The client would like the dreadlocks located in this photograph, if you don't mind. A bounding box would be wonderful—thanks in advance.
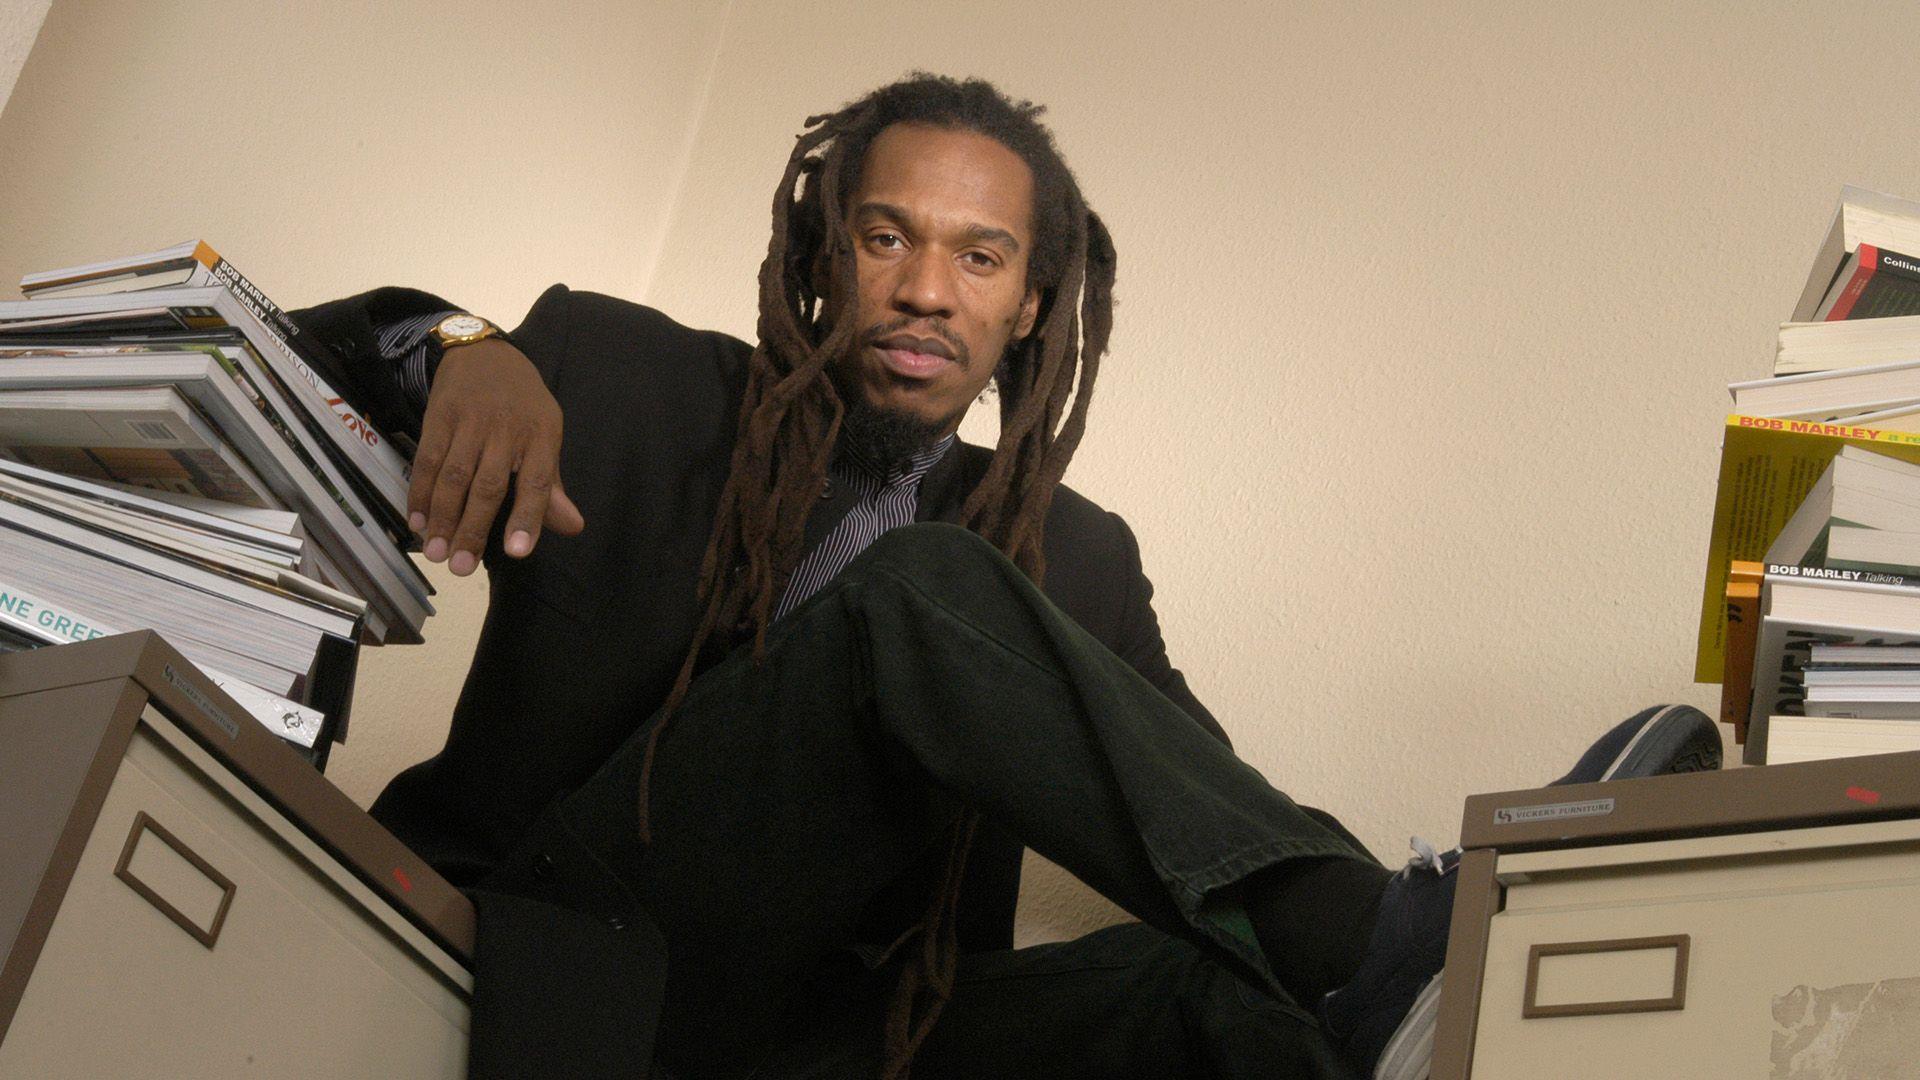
[638,73,1118,1077]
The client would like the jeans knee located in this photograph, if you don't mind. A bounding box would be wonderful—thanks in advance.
[852,522,1011,586]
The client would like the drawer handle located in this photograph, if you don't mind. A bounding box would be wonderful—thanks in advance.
[113,811,237,950]
[1523,934,1689,1019]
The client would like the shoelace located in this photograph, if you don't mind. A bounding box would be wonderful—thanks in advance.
[1405,835,1454,875]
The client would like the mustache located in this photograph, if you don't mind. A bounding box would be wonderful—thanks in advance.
[860,317,970,369]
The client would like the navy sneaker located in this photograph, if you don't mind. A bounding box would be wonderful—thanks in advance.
[1552,704,1721,785]
[1319,839,1458,1080]
[1321,706,1722,1079]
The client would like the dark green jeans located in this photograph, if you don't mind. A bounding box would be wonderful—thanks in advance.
[505,523,1372,1078]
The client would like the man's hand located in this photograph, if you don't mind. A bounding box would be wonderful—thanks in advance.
[410,338,585,576]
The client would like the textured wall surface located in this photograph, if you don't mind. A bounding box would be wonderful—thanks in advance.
[7,1,1920,949]
[0,0,733,806]
[0,0,52,115]
[640,0,1920,943]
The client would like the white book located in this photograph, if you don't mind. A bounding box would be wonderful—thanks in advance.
[0,494,358,638]
[20,239,210,297]
[1774,314,1920,376]
[1764,448,1920,569]
[1731,355,1920,418]
[0,459,306,557]
[1743,573,1920,764]
[0,579,324,748]
[1792,186,1920,322]
[1825,402,1920,433]
[0,471,303,573]
[1803,690,1920,719]
[0,352,429,641]
[1811,643,1920,665]
[0,459,313,582]
[1803,667,1920,688]
[1763,715,1920,764]
[1827,526,1920,576]
[0,384,279,508]
[0,523,314,696]
[0,278,411,524]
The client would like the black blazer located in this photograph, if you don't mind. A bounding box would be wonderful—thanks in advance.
[289,284,1228,1075]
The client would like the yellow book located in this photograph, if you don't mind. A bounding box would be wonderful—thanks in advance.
[1696,415,1920,682]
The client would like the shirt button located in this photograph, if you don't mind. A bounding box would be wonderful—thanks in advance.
[605,914,629,931]
[820,479,834,499]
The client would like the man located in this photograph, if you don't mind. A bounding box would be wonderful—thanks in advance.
[293,74,1720,1079]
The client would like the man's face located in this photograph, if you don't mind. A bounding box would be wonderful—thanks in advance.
[830,122,1041,438]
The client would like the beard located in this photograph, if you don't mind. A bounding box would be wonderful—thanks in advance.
[838,395,951,475]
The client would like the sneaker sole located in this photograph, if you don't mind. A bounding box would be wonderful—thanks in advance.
[1372,971,1442,1080]
[1598,704,1721,782]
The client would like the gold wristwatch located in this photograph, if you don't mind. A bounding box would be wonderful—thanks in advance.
[428,313,504,349]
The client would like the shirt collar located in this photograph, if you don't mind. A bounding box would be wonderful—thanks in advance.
[837,433,956,489]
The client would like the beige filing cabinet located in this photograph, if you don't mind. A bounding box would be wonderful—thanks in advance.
[0,632,476,1078]
[1432,752,1920,1079]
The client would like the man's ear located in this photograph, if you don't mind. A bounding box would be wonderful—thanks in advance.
[1015,288,1040,340]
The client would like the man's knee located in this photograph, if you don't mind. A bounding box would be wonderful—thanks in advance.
[849,522,1018,590]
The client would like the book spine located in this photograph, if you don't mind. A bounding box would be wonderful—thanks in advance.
[1721,583,1760,739]
[1721,561,1764,741]
[1825,244,1879,321]
[1767,562,1920,591]
[186,252,411,518]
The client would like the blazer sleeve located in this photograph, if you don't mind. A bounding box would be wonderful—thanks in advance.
[1105,511,1232,748]
[285,284,575,451]
[285,286,465,447]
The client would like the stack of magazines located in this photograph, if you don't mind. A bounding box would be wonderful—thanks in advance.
[0,241,436,764]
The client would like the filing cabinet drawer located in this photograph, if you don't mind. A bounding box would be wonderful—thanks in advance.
[0,711,469,1078]
[1468,820,1920,1079]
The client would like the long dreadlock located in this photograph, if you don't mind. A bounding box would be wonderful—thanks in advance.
[637,73,1118,1077]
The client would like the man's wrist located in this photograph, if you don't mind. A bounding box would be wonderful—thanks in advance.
[424,319,518,385]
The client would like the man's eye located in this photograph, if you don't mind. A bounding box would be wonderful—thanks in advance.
[961,251,998,269]
[868,232,905,250]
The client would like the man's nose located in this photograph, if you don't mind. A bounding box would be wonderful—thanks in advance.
[890,250,956,319]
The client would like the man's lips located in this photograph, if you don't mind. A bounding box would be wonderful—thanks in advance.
[871,333,959,380]
[876,346,951,379]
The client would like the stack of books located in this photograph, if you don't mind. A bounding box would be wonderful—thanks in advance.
[1731,187,1920,432]
[1699,188,1920,766]
[0,241,435,764]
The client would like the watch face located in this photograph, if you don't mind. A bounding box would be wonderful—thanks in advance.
[439,314,487,338]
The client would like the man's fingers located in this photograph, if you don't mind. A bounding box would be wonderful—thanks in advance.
[409,338,568,570]
[409,407,456,537]
[504,478,585,558]
[501,448,558,559]
[447,436,517,576]
[425,421,487,563]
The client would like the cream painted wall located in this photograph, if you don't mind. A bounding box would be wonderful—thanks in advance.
[0,0,733,803]
[8,1,1920,951]
[641,0,1920,943]
[0,0,52,114]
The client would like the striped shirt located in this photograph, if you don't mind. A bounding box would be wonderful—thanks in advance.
[376,309,457,412]
[373,312,957,620]
[773,434,955,620]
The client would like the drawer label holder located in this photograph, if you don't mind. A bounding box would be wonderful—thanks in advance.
[1523,934,1691,1019]
[113,811,238,950]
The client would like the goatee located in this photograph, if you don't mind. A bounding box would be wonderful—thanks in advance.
[838,398,948,475]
